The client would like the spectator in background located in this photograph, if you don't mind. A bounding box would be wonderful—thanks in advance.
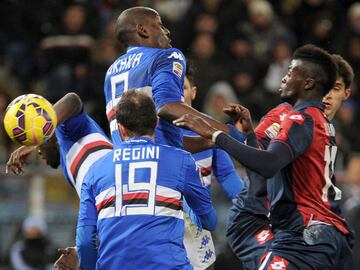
[203,81,238,123]
[263,40,292,112]
[7,216,57,270]
[239,0,294,63]
[190,33,225,110]
[39,3,96,103]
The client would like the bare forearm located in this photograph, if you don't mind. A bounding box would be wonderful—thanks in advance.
[183,136,214,153]
[158,102,230,132]
[53,92,83,125]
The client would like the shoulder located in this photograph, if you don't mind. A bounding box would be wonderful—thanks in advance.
[91,150,114,173]
[158,143,192,161]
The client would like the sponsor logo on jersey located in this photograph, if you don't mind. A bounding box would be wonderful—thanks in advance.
[168,51,184,60]
[289,114,304,121]
[267,256,289,270]
[172,61,183,78]
[255,227,274,244]
[265,123,281,139]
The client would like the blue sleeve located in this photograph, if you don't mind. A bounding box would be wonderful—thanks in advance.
[213,148,243,199]
[151,48,186,110]
[78,167,98,227]
[76,225,97,270]
[227,124,246,143]
[183,154,215,217]
[56,112,108,143]
[77,167,98,269]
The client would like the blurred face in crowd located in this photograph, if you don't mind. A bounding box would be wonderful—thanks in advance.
[322,76,351,120]
[64,4,86,34]
[183,76,197,106]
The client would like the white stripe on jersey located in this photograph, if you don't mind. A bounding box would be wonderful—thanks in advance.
[155,206,183,219]
[156,185,182,200]
[65,133,112,196]
[74,149,112,195]
[95,187,115,205]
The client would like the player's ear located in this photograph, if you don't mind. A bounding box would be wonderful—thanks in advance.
[344,88,351,100]
[304,78,315,91]
[136,24,149,39]
[192,86,197,101]
[118,124,128,140]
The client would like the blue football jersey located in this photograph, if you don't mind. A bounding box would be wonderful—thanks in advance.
[78,137,214,270]
[55,111,113,196]
[104,46,186,148]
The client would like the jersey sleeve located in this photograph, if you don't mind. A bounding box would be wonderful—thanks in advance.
[56,111,107,143]
[213,148,244,199]
[150,48,186,110]
[78,166,97,227]
[183,153,214,216]
[272,111,314,159]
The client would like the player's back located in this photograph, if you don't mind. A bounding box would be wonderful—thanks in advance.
[269,102,349,234]
[90,137,194,270]
[104,46,186,148]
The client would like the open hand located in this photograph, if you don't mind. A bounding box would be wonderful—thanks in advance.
[6,145,36,175]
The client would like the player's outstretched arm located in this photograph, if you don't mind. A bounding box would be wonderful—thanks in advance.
[54,247,79,270]
[174,114,293,178]
[159,102,230,133]
[6,92,83,175]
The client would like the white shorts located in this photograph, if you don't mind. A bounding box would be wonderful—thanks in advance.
[183,212,216,270]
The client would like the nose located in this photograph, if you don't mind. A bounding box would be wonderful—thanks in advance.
[281,75,287,84]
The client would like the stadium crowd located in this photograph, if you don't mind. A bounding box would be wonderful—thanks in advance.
[0,0,360,269]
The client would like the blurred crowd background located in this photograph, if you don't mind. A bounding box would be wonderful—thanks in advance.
[0,0,359,269]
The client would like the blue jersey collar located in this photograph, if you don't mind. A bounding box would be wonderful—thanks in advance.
[293,101,325,111]
[127,46,139,53]
[124,136,154,144]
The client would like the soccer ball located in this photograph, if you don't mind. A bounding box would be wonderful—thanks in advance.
[3,94,57,146]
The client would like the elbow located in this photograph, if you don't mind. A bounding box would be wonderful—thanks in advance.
[66,92,83,114]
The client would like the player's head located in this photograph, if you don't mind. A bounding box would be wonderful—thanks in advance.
[184,60,197,106]
[279,44,337,105]
[322,54,353,120]
[38,135,60,169]
[116,89,158,140]
[116,7,171,49]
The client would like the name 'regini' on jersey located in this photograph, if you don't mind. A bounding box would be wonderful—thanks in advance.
[104,46,186,148]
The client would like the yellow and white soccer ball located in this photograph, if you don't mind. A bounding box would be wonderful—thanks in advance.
[3,94,57,146]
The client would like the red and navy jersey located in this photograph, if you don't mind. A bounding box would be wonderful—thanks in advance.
[255,102,292,149]
[269,101,348,234]
[55,111,113,196]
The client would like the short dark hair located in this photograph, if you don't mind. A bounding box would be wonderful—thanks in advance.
[186,59,196,86]
[116,7,158,46]
[115,90,157,136]
[332,54,354,89]
[293,44,337,96]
